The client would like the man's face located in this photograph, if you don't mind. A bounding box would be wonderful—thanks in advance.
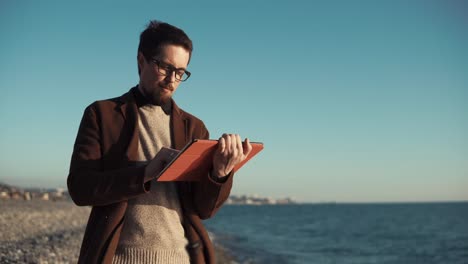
[138,44,190,105]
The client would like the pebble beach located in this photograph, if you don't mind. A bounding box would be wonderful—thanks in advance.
[0,200,236,264]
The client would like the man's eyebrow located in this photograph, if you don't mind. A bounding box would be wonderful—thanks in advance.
[162,61,186,71]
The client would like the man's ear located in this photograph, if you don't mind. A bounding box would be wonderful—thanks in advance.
[137,52,146,74]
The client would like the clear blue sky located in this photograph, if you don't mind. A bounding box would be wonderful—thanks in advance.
[1,0,467,202]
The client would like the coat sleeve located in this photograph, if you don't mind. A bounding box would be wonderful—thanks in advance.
[67,104,150,207]
[190,124,234,219]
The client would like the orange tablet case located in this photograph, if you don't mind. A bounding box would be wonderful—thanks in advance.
[157,139,264,181]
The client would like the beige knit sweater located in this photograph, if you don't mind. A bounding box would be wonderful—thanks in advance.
[113,104,190,264]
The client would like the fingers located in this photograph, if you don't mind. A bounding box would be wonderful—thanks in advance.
[213,134,253,177]
[235,134,242,157]
[218,137,226,154]
[218,133,252,158]
[219,133,234,156]
[243,138,253,157]
[224,134,232,155]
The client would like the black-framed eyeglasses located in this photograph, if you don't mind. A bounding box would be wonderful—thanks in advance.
[151,59,191,82]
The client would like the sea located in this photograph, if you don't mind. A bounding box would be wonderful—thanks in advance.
[204,202,468,264]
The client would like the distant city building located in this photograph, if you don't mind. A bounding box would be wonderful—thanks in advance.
[226,195,296,205]
[0,182,70,201]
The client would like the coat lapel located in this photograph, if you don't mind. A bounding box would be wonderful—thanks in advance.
[171,100,188,150]
[116,88,140,161]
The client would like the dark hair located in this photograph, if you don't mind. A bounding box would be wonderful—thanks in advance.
[138,20,193,75]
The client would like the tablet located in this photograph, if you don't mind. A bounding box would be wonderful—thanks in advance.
[156,139,264,181]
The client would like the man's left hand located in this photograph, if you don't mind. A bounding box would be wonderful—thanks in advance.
[211,134,253,178]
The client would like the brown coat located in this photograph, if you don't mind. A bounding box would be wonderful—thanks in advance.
[67,87,233,264]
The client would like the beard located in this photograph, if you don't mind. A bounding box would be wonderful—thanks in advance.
[141,82,173,108]
[148,90,171,105]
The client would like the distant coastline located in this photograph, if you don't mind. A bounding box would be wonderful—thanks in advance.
[2,182,466,205]
[0,182,298,205]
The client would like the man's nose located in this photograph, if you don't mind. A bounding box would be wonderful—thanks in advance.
[164,70,177,83]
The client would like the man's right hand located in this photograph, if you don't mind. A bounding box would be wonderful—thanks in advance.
[144,147,180,182]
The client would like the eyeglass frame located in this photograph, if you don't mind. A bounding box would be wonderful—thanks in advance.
[151,58,191,82]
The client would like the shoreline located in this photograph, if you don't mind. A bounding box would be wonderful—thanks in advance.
[0,200,237,264]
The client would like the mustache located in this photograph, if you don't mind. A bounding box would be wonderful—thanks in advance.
[160,83,174,91]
